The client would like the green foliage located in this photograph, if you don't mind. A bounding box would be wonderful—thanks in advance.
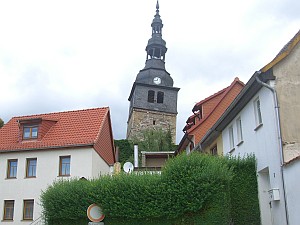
[114,129,177,166]
[161,153,232,218]
[41,152,260,225]
[132,128,176,152]
[0,118,4,128]
[227,155,260,225]
[114,139,134,165]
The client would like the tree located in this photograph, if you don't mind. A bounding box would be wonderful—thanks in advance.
[114,139,134,165]
[132,128,176,152]
[0,118,4,128]
[114,129,177,165]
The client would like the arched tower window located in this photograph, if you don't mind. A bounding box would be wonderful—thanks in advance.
[148,90,155,103]
[157,91,164,103]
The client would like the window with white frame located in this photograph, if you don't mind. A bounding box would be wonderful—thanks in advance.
[23,199,34,220]
[229,125,235,150]
[254,97,263,128]
[3,200,14,221]
[59,156,71,176]
[236,117,243,145]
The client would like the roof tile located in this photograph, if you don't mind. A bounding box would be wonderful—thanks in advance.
[0,107,115,164]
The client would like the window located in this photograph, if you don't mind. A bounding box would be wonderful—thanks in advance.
[236,117,243,144]
[147,90,155,103]
[229,126,235,150]
[210,145,218,156]
[3,200,14,221]
[254,98,263,128]
[23,200,34,220]
[26,158,37,178]
[7,159,18,178]
[157,91,164,103]
[59,156,71,176]
[23,125,38,139]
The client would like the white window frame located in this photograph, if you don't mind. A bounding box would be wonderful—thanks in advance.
[254,97,263,130]
[236,117,243,145]
[229,125,235,151]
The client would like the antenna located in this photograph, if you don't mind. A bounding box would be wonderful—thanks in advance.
[123,162,134,173]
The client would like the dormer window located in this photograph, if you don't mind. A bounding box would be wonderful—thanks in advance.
[23,125,38,139]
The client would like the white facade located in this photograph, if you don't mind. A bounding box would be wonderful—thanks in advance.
[0,147,111,224]
[222,85,288,225]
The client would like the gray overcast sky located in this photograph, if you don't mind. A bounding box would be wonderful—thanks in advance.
[0,0,299,143]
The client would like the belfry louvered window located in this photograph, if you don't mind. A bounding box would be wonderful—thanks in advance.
[148,90,155,103]
[157,91,164,103]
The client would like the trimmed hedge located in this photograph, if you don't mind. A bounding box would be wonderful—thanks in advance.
[41,153,260,225]
[227,156,260,225]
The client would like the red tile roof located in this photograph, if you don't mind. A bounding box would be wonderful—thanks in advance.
[0,107,115,165]
[177,78,244,153]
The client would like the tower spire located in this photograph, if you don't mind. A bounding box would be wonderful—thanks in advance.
[126,0,180,143]
[145,0,167,61]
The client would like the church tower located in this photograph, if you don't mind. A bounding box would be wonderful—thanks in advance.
[127,1,179,143]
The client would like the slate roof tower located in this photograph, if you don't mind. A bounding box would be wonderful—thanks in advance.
[127,1,180,143]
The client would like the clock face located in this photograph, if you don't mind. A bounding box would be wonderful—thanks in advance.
[153,77,161,85]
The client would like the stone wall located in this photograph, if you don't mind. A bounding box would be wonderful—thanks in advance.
[127,108,177,144]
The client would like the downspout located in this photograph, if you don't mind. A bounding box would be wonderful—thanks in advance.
[255,73,289,225]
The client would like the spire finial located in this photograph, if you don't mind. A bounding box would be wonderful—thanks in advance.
[156,0,159,12]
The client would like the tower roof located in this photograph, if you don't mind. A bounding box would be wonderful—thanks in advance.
[135,1,174,87]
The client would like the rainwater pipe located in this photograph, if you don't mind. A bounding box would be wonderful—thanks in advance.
[134,144,139,168]
[255,72,289,225]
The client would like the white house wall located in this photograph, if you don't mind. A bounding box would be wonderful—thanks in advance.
[0,147,110,224]
[284,161,300,225]
[222,87,287,225]
[92,149,111,177]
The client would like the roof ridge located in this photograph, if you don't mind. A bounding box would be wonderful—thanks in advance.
[192,86,228,111]
[187,78,244,133]
[261,29,300,72]
[12,107,110,119]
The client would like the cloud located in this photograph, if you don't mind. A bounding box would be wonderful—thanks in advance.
[0,0,299,144]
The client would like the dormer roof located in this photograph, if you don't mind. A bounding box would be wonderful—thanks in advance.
[177,78,244,154]
[0,107,115,165]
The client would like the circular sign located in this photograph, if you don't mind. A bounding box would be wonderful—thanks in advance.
[87,204,105,222]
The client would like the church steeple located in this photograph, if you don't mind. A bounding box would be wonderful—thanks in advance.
[127,1,179,143]
[146,0,167,61]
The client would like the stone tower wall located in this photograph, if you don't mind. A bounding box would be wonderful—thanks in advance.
[127,108,177,144]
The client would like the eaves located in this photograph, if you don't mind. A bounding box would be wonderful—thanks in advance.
[199,69,275,150]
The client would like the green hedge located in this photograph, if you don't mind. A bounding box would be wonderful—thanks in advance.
[227,155,260,225]
[41,153,260,225]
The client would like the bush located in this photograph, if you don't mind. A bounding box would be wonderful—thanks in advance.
[41,152,259,225]
[227,155,260,225]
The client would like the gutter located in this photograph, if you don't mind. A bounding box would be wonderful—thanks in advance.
[255,74,289,225]
[0,143,94,153]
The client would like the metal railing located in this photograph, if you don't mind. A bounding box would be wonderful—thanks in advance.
[29,216,44,225]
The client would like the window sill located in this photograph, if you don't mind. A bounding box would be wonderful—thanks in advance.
[254,123,263,131]
[25,176,36,179]
[22,219,33,221]
[229,148,235,154]
[58,175,71,177]
[5,177,17,180]
[1,219,13,222]
[237,140,244,146]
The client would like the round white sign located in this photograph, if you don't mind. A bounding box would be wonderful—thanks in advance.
[87,204,105,222]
